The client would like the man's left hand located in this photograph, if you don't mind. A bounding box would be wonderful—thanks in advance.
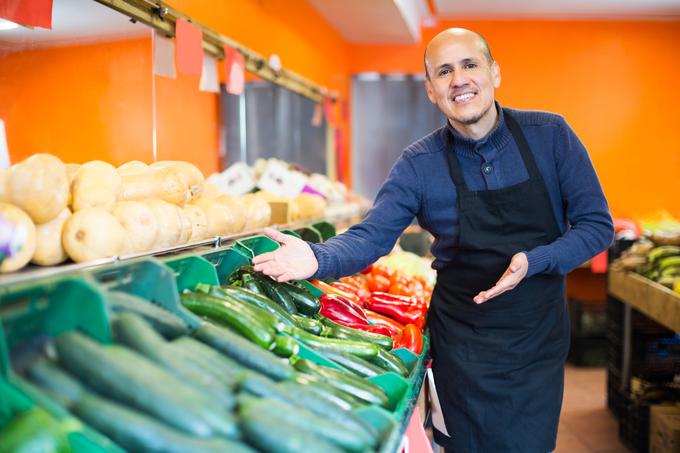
[473,253,528,304]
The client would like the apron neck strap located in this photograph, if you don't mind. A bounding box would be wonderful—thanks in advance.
[444,108,542,193]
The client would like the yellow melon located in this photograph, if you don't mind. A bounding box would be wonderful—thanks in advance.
[0,202,36,272]
[71,161,122,211]
[111,201,159,253]
[117,161,149,176]
[143,199,183,249]
[150,161,204,200]
[32,207,71,266]
[183,204,208,242]
[62,208,126,263]
[8,154,69,223]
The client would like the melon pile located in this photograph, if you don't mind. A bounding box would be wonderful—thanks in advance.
[0,154,271,271]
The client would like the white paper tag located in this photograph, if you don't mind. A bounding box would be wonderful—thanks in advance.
[153,30,176,79]
[199,54,220,93]
[256,160,306,198]
[0,119,9,169]
[427,368,450,437]
[207,162,256,195]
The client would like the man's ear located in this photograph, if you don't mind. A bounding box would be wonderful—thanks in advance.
[492,61,501,89]
[424,78,436,104]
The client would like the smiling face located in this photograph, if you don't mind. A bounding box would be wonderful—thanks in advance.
[424,29,501,138]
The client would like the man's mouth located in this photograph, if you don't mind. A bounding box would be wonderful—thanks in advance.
[452,91,477,104]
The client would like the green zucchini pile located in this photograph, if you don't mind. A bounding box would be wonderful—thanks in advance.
[15,274,411,453]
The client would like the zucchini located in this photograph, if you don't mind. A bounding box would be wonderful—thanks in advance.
[0,407,69,453]
[275,381,379,446]
[241,273,267,296]
[292,314,324,335]
[193,323,296,381]
[322,318,394,350]
[55,332,237,439]
[26,358,84,408]
[283,326,379,359]
[106,290,187,339]
[295,373,365,410]
[321,349,385,378]
[212,285,296,327]
[278,283,321,316]
[181,292,275,349]
[239,402,344,453]
[74,394,254,453]
[269,334,299,358]
[293,359,389,408]
[243,397,370,452]
[251,272,298,314]
[170,336,243,386]
[113,313,236,409]
[369,348,409,377]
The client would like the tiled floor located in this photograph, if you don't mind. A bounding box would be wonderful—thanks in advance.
[557,365,629,452]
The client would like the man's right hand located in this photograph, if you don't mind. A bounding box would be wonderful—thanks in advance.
[252,227,319,282]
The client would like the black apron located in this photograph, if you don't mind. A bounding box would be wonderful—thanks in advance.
[430,109,570,452]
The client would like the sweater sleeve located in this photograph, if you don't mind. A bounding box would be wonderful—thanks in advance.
[524,117,614,277]
[310,153,421,279]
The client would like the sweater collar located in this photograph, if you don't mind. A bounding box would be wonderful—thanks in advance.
[445,102,512,157]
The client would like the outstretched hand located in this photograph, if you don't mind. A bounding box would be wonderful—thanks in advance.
[252,227,319,282]
[473,252,528,304]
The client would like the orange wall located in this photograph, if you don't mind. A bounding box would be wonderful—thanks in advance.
[349,20,680,219]
[0,37,221,175]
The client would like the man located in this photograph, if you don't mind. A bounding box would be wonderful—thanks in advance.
[254,28,614,452]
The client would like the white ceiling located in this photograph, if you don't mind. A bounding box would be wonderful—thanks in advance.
[433,0,680,19]
[310,0,680,44]
[0,0,148,51]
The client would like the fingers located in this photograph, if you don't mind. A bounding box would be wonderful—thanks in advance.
[275,272,295,283]
[252,251,276,265]
[263,227,291,244]
[253,259,285,278]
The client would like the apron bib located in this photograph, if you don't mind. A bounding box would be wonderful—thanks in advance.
[430,110,570,452]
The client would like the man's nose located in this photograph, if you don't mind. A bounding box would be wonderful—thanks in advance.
[451,70,467,87]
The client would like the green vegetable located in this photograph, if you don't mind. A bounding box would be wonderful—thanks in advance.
[320,349,385,378]
[193,323,296,381]
[292,314,324,335]
[26,359,84,408]
[170,336,243,386]
[241,273,266,295]
[283,326,379,359]
[0,407,70,453]
[251,272,298,314]
[369,348,409,377]
[73,394,254,453]
[321,318,394,350]
[55,332,237,439]
[106,290,188,339]
[278,282,321,316]
[293,359,389,408]
[269,334,299,358]
[294,373,365,410]
[210,285,297,327]
[181,292,275,349]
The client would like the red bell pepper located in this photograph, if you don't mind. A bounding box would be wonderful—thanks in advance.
[319,293,369,326]
[394,324,423,354]
[364,309,404,338]
[333,280,371,307]
[366,293,426,329]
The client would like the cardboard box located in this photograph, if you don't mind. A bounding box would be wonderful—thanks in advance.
[650,405,680,453]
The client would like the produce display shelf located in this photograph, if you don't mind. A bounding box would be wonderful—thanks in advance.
[608,268,680,333]
[0,215,353,288]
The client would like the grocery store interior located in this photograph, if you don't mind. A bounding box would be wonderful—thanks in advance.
[0,0,679,452]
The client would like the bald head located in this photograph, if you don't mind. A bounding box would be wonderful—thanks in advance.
[424,28,494,79]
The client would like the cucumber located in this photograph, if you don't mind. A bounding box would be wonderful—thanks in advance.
[251,272,298,314]
[196,285,285,329]
[278,282,321,316]
[241,273,267,295]
[26,358,84,408]
[239,402,344,453]
[193,323,296,381]
[74,394,254,453]
[269,334,299,358]
[181,292,275,348]
[283,326,379,359]
[170,337,243,386]
[243,397,370,452]
[322,318,394,350]
[55,332,237,439]
[293,359,389,408]
[321,349,385,378]
[113,313,236,409]
[292,314,324,335]
[369,348,409,377]
[215,285,297,327]
[295,373,366,410]
[0,407,69,453]
[106,290,187,339]
[275,381,379,446]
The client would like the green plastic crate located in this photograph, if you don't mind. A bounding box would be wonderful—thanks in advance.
[311,221,336,241]
[293,226,323,243]
[163,255,220,292]
[85,258,201,329]
[199,247,251,284]
[234,234,280,259]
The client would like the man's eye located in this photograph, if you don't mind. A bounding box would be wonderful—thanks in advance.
[465,63,477,69]
[438,68,450,76]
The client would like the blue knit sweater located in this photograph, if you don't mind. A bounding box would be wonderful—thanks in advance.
[311,104,614,279]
